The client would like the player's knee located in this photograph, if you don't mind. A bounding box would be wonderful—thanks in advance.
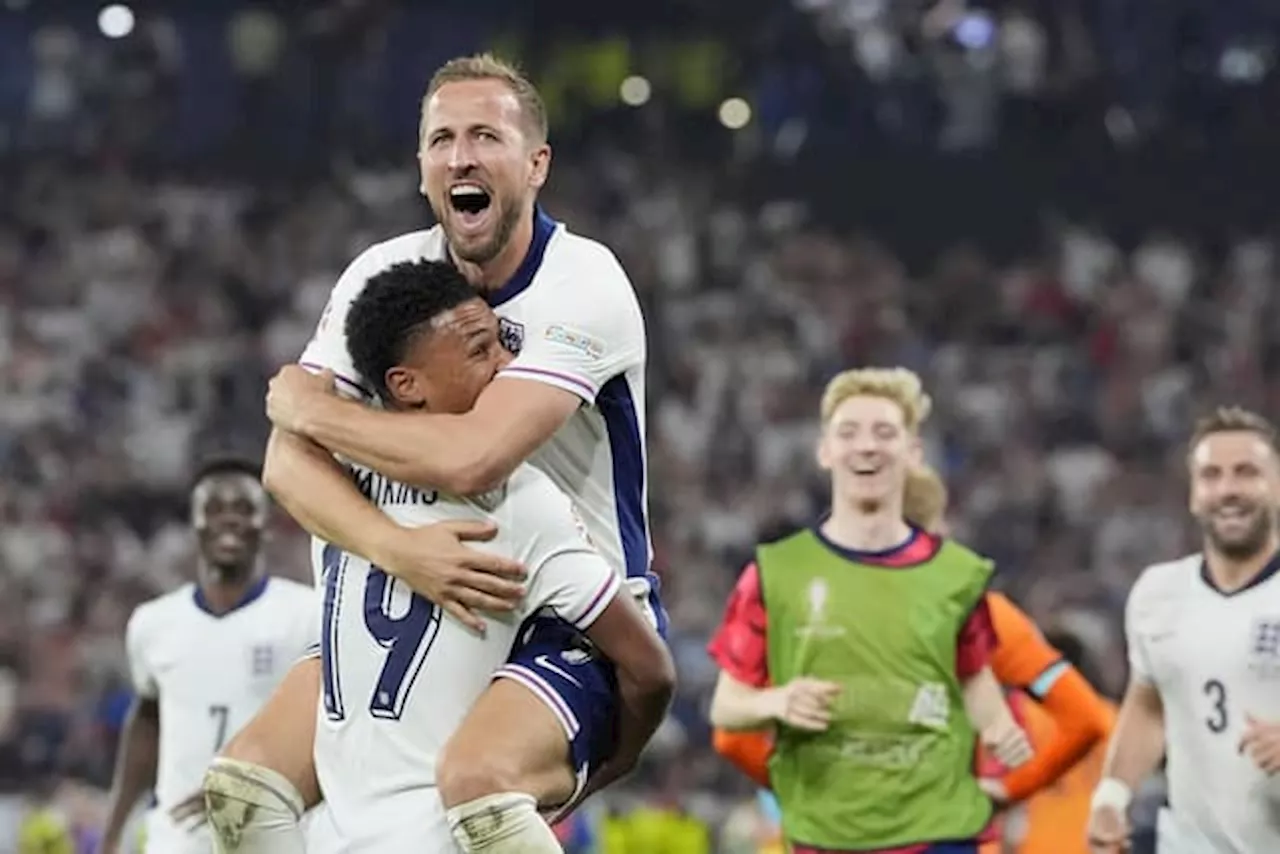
[447,792,561,853]
[203,757,306,853]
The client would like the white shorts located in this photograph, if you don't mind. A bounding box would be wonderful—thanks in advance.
[304,791,456,853]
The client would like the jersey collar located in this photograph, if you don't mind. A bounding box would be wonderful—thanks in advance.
[443,206,557,309]
[1199,549,1280,597]
[193,574,269,618]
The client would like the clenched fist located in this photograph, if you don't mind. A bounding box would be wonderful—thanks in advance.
[768,677,842,732]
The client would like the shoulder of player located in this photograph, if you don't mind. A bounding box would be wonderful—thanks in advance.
[337,228,442,289]
[1128,553,1202,604]
[543,229,638,300]
[127,584,196,634]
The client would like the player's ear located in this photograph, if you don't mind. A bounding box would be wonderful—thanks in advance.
[529,143,551,191]
[815,433,832,472]
[384,367,427,409]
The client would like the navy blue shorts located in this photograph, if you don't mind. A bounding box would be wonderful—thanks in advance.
[495,573,668,808]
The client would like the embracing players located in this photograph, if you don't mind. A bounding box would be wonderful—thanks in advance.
[100,459,314,854]
[202,53,668,852]
[1089,407,1280,852]
[288,260,670,851]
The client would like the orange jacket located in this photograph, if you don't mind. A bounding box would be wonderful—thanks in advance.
[712,592,1114,802]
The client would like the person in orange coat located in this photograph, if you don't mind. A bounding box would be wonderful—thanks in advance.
[711,465,1114,851]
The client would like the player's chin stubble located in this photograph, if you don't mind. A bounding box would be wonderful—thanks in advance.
[1203,511,1275,560]
[450,199,520,266]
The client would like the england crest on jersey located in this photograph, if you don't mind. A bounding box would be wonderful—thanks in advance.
[498,318,525,355]
[1249,617,1280,679]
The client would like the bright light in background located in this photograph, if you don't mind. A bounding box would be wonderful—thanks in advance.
[98,4,135,39]
[619,75,651,107]
[717,97,751,130]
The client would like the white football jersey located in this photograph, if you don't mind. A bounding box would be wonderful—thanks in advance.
[298,210,653,592]
[308,463,621,852]
[126,577,316,853]
[1126,552,1280,852]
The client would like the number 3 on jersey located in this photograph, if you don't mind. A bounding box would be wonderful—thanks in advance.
[320,544,442,721]
[1203,678,1228,733]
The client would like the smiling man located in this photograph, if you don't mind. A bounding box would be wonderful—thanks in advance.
[1089,407,1280,854]
[100,459,314,854]
[707,367,1031,854]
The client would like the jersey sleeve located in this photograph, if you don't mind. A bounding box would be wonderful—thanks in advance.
[297,242,395,402]
[498,250,644,403]
[515,474,622,629]
[529,547,623,630]
[288,587,321,661]
[125,608,158,699]
[1124,571,1158,684]
[987,592,1066,696]
[707,563,770,688]
[955,593,997,680]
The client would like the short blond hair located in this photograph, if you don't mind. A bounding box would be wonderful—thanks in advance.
[904,464,948,532]
[422,53,548,143]
[1189,405,1280,457]
[820,367,932,433]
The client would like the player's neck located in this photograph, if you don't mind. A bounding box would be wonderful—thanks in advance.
[821,506,912,553]
[198,566,262,614]
[1205,539,1280,593]
[451,208,536,294]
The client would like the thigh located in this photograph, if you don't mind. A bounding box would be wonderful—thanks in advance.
[496,618,619,804]
[220,656,323,808]
[441,619,618,810]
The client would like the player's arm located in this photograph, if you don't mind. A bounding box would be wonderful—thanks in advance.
[582,591,676,785]
[1092,577,1166,821]
[280,256,644,495]
[102,615,162,852]
[957,594,1033,768]
[987,594,1114,801]
[262,427,408,561]
[531,540,674,800]
[284,377,580,495]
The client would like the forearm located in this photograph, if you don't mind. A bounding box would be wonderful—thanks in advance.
[1002,669,1114,801]
[710,675,781,731]
[299,396,486,494]
[1100,681,1166,790]
[103,704,158,837]
[262,428,404,562]
[962,666,1015,731]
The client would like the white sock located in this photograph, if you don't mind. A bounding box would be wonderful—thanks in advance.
[203,757,307,853]
[446,792,562,853]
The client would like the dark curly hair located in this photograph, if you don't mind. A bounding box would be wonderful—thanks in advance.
[345,260,481,401]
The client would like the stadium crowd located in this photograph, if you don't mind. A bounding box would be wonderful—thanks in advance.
[4,0,1280,851]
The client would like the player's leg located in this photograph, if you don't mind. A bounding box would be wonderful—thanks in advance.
[437,619,617,853]
[202,657,322,853]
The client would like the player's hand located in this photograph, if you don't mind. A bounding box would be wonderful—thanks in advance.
[373,520,527,634]
[769,677,841,732]
[982,720,1033,768]
[168,790,209,829]
[977,777,1009,806]
[1239,714,1280,774]
[1086,804,1131,853]
[266,364,338,435]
